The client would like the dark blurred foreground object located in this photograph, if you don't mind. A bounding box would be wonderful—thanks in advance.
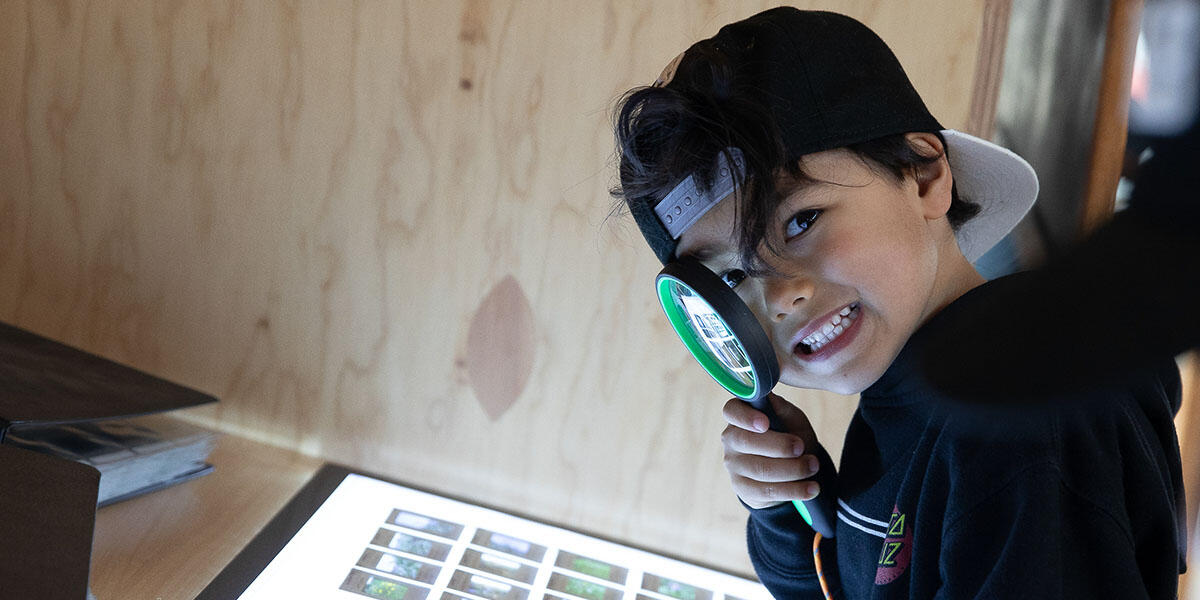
[923,119,1199,401]
[922,0,1199,401]
[0,321,217,600]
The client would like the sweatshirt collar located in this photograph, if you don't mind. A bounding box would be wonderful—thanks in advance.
[859,278,993,405]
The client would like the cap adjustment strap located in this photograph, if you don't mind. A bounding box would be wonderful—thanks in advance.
[653,148,745,239]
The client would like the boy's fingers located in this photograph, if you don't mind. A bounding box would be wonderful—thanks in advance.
[722,397,769,432]
[721,425,804,458]
[723,453,820,483]
[732,475,821,508]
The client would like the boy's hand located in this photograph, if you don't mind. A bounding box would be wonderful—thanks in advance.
[721,393,823,510]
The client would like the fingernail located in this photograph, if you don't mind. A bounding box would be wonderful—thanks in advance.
[793,442,805,457]
[754,417,768,433]
[806,482,820,497]
[805,455,818,472]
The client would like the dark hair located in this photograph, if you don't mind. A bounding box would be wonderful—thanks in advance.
[611,41,980,273]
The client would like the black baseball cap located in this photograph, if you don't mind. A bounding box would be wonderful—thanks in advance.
[626,7,1037,264]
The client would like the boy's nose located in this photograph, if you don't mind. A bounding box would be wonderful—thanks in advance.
[764,275,813,322]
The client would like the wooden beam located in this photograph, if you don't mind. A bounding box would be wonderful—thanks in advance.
[1080,0,1144,235]
[1179,352,1200,599]
[965,0,1014,139]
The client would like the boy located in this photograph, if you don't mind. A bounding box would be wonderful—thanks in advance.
[612,8,1185,599]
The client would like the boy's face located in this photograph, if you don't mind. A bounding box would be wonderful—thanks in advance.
[675,139,978,394]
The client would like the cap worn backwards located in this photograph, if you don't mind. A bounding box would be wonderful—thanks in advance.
[624,7,1037,265]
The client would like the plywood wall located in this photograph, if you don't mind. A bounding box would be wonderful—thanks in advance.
[0,0,991,574]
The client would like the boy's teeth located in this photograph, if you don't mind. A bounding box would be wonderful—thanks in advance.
[799,304,860,353]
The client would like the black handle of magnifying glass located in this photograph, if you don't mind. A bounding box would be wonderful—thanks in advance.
[746,396,838,539]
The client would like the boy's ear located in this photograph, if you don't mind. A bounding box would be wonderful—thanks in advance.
[905,132,953,220]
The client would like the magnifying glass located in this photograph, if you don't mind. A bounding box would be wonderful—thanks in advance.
[656,257,837,538]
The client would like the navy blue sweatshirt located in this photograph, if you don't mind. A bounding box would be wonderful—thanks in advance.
[746,274,1187,599]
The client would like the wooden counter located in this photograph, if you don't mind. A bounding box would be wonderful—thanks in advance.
[90,434,322,599]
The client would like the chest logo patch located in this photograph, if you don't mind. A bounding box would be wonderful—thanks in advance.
[874,505,913,585]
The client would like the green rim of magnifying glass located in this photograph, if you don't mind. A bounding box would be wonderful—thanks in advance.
[657,276,758,400]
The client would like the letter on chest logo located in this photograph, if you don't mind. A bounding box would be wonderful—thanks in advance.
[874,505,913,585]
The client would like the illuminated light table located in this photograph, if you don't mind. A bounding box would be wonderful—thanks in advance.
[196,466,771,600]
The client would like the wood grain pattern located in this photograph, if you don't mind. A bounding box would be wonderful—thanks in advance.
[0,0,989,575]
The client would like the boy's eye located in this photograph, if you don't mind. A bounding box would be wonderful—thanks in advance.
[720,269,747,289]
[785,209,821,239]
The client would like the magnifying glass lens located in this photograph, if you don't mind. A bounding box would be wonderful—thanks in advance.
[657,278,757,399]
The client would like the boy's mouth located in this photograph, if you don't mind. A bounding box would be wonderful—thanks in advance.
[796,302,861,355]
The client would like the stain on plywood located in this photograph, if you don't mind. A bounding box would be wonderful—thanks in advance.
[464,275,535,421]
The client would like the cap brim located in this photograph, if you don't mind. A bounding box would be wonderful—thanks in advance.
[942,129,1039,262]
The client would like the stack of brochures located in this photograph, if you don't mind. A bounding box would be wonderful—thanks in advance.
[4,413,218,507]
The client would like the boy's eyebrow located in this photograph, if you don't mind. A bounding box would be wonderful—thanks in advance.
[679,246,716,261]
[679,244,737,265]
[782,178,826,201]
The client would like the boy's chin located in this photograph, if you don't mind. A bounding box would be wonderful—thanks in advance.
[781,370,879,396]
[820,380,874,396]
